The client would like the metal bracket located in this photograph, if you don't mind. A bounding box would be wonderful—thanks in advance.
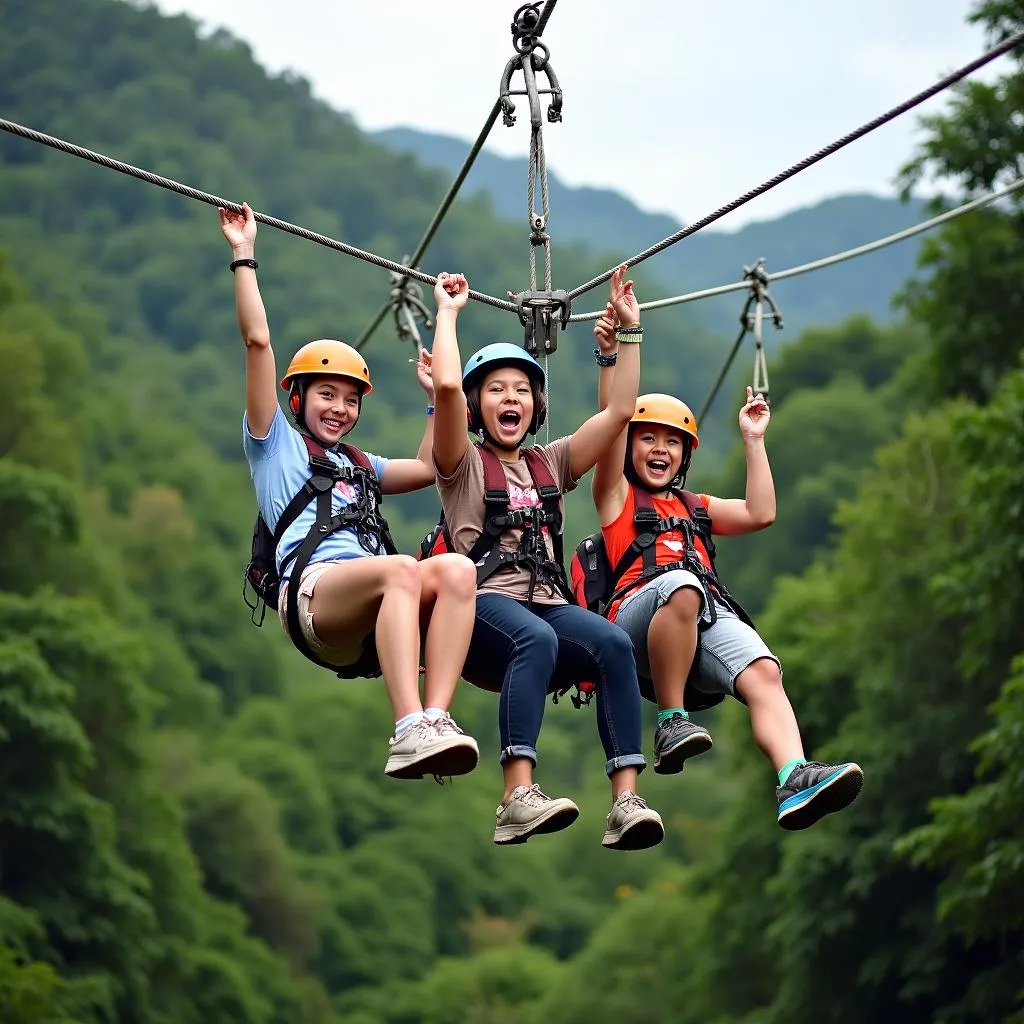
[512,289,571,357]
[738,258,783,397]
[388,258,433,348]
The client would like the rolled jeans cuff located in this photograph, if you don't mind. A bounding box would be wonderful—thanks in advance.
[606,752,646,777]
[500,743,538,767]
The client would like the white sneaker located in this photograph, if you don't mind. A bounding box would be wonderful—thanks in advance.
[384,716,479,780]
[493,784,579,845]
[602,792,665,851]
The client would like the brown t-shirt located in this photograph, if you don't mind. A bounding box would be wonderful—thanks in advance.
[436,438,577,605]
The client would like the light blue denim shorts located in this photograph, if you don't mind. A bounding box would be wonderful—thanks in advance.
[614,569,780,701]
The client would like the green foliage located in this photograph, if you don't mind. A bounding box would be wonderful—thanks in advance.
[1,0,1023,1021]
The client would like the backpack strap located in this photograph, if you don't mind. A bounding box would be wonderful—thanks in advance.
[467,444,570,600]
[464,444,513,567]
[678,489,716,563]
[280,435,392,678]
[521,446,564,566]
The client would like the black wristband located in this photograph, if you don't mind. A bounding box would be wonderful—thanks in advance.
[230,258,259,272]
[594,348,618,367]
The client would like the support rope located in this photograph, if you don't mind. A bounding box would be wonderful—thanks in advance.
[0,115,517,313]
[569,176,1024,322]
[565,29,1024,303]
[354,98,505,350]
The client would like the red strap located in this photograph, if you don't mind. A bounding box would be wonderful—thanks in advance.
[679,488,702,515]
[301,434,327,458]
[476,443,511,496]
[632,485,654,513]
[520,446,558,491]
[337,442,373,472]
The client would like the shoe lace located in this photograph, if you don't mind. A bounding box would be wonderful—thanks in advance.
[516,784,550,808]
[615,791,648,813]
[430,713,464,736]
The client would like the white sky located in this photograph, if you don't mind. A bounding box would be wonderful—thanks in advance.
[154,0,992,228]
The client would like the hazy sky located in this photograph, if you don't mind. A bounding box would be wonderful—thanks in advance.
[154,0,992,229]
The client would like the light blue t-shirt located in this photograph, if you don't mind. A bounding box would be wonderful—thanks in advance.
[243,406,389,575]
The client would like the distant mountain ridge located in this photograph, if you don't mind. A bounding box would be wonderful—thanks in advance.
[374,126,929,339]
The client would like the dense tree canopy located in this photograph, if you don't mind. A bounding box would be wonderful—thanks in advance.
[0,0,1022,1021]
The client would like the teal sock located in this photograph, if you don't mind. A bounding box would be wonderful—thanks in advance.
[657,707,688,724]
[778,758,805,786]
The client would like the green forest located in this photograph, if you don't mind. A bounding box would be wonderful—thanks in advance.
[0,0,1022,1021]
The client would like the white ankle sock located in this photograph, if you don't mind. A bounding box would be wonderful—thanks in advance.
[423,707,446,721]
[395,711,425,737]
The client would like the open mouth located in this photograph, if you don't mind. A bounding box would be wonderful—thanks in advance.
[497,410,522,433]
[321,417,344,432]
[647,459,670,477]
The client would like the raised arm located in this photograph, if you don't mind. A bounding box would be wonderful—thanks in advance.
[568,265,641,481]
[379,346,438,494]
[219,203,279,438]
[706,387,776,535]
[590,303,631,525]
[430,272,471,477]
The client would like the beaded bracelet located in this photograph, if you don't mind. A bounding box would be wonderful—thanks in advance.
[615,325,643,343]
[594,348,618,367]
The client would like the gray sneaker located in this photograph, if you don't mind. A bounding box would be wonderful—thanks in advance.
[653,713,713,774]
[602,792,665,851]
[493,784,579,845]
[384,716,479,780]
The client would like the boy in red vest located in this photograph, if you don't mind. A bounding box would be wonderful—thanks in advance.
[588,306,863,830]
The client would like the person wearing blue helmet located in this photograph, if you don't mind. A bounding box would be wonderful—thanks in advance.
[429,265,665,852]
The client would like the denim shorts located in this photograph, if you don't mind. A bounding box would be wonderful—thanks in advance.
[614,569,780,701]
[278,560,369,668]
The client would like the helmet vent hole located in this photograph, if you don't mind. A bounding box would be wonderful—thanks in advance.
[321,358,329,365]
[638,406,646,414]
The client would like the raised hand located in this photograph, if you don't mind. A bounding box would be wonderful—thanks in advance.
[609,263,639,327]
[434,272,469,313]
[594,302,617,354]
[219,202,256,253]
[415,345,435,400]
[739,386,771,438]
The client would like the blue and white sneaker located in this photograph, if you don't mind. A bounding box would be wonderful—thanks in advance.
[776,761,864,831]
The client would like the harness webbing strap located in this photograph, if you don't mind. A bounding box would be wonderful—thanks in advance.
[279,436,396,678]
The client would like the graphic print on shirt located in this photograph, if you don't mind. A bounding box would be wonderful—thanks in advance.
[506,482,551,549]
[335,478,362,504]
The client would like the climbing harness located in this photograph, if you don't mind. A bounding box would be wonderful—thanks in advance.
[569,485,753,713]
[418,443,569,601]
[243,434,398,679]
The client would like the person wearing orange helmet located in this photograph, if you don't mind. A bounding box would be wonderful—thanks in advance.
[429,266,665,852]
[220,202,480,783]
[588,307,863,831]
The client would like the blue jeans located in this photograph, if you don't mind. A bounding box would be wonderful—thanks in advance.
[462,594,646,777]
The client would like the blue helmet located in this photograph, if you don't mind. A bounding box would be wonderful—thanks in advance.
[462,343,546,435]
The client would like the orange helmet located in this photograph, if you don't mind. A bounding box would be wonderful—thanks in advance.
[631,394,699,449]
[280,340,373,395]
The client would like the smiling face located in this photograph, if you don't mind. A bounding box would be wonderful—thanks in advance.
[303,374,362,444]
[630,423,687,491]
[479,366,535,447]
